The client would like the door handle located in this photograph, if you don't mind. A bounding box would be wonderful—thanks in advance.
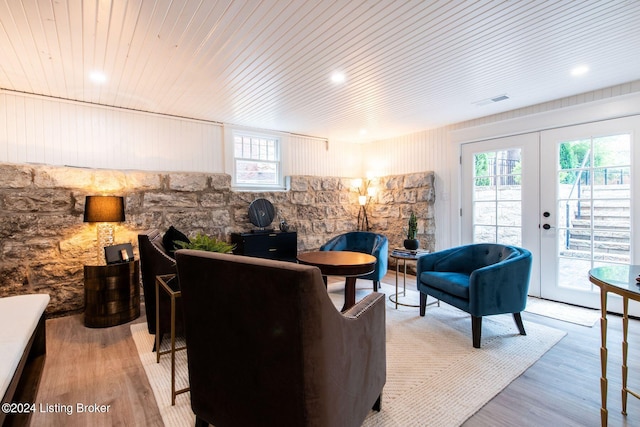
[542,224,554,230]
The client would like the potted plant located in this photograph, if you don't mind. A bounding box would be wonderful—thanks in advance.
[175,233,236,253]
[403,212,419,250]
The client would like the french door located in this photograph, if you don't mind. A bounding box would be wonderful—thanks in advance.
[461,133,541,296]
[540,116,640,313]
[461,116,640,313]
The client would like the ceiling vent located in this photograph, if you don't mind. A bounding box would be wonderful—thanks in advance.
[473,94,510,106]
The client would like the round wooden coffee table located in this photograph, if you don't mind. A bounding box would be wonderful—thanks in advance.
[297,251,376,312]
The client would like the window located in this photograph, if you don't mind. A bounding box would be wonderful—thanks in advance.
[472,148,522,246]
[233,133,281,188]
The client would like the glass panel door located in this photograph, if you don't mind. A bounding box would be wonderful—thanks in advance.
[472,149,523,245]
[557,136,630,289]
[461,133,540,296]
[540,116,640,314]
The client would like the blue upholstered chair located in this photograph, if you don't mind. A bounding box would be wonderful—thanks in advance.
[320,232,388,291]
[416,243,532,348]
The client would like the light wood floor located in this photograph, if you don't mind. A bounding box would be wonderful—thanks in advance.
[30,272,640,427]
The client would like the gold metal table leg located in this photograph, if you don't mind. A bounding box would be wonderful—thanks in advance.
[394,260,399,309]
[600,288,608,427]
[155,279,161,363]
[155,275,189,405]
[622,296,629,416]
[402,259,407,297]
[169,288,189,405]
[170,292,177,405]
[390,258,421,308]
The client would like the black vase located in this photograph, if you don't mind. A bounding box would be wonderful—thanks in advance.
[403,239,419,250]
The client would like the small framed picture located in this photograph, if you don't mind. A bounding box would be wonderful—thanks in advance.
[105,243,134,264]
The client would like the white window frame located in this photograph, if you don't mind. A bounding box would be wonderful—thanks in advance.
[225,127,286,191]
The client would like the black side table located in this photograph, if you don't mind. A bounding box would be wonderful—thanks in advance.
[83,260,140,328]
[231,231,297,262]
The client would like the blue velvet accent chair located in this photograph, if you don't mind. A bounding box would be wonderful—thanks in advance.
[416,243,532,348]
[320,232,388,291]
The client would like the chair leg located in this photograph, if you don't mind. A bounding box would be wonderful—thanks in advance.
[372,394,382,412]
[195,416,209,427]
[154,329,164,353]
[472,316,482,348]
[373,280,379,292]
[513,312,526,335]
[152,329,164,352]
[419,293,427,316]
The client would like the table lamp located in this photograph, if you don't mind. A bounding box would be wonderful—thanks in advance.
[84,196,125,264]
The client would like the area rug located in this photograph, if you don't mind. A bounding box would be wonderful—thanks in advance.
[524,296,599,327]
[131,281,566,427]
[361,280,599,327]
[373,278,599,327]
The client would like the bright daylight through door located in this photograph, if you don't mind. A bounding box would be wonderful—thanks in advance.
[555,134,631,292]
[462,133,539,296]
[472,149,522,246]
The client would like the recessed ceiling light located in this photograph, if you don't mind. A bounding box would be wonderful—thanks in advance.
[571,65,589,77]
[331,71,345,84]
[89,71,107,84]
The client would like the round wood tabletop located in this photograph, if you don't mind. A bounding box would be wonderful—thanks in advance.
[297,251,376,277]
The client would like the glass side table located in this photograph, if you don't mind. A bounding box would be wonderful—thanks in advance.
[589,265,640,427]
[155,274,189,405]
[389,251,439,310]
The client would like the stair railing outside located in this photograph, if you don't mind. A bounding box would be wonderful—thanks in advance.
[565,149,591,249]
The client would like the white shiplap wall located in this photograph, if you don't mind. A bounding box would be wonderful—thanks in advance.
[0,90,359,177]
[283,134,361,178]
[0,90,224,172]
[364,126,456,250]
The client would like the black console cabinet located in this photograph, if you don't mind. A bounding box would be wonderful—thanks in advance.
[231,231,297,262]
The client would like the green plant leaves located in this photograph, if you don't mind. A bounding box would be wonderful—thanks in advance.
[175,233,236,253]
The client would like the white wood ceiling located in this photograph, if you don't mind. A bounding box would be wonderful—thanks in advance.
[1,0,639,143]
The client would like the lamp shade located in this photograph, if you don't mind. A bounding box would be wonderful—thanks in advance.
[83,196,125,223]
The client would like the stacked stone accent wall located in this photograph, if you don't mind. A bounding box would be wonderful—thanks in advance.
[0,163,435,316]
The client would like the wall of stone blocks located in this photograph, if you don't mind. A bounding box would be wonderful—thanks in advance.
[0,163,435,316]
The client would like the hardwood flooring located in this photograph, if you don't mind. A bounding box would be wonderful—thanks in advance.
[464,307,640,427]
[29,313,162,427]
[29,272,640,427]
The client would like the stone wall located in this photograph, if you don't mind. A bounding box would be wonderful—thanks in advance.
[0,163,435,316]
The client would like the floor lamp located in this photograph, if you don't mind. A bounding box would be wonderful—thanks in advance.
[84,196,125,265]
[357,195,370,231]
[353,177,376,231]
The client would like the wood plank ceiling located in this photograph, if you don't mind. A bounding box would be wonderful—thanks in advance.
[1,0,639,143]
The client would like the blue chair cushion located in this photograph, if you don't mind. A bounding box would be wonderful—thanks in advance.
[420,271,470,299]
[320,232,388,282]
[433,245,518,275]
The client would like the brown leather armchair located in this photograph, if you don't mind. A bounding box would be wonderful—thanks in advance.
[138,229,183,350]
[175,250,386,427]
